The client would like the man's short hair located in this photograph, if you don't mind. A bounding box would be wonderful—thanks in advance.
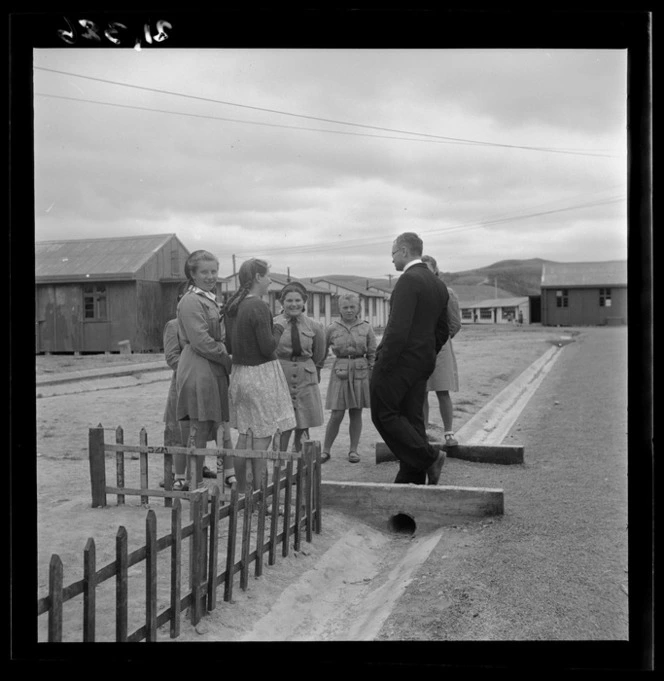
[395,232,423,256]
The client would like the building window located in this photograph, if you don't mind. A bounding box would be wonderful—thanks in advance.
[599,288,612,307]
[171,248,180,276]
[331,295,340,317]
[461,308,473,320]
[319,293,326,315]
[555,289,569,308]
[502,306,516,320]
[479,308,492,320]
[83,284,108,320]
[371,297,376,317]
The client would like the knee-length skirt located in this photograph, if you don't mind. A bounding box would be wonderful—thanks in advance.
[229,360,297,438]
[278,358,324,429]
[325,356,371,410]
[426,340,459,392]
[176,345,230,423]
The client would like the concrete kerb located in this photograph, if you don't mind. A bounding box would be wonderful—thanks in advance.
[36,361,168,386]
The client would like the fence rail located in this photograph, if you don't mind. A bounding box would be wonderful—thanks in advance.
[37,426,322,642]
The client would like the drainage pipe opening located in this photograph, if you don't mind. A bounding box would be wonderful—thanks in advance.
[387,513,417,535]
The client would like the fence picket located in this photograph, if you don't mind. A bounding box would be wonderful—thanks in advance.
[47,554,63,642]
[304,443,313,543]
[282,459,293,558]
[207,486,220,611]
[163,451,173,508]
[170,499,182,639]
[255,469,268,577]
[190,494,204,625]
[89,425,106,508]
[116,526,128,642]
[240,482,253,591]
[268,460,281,566]
[294,456,304,552]
[83,537,96,642]
[116,426,125,506]
[224,485,239,602]
[146,510,158,641]
[314,442,322,534]
[139,428,149,506]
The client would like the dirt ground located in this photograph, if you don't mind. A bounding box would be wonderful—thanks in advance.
[32,325,634,661]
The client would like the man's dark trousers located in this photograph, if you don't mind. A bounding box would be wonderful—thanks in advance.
[370,362,438,484]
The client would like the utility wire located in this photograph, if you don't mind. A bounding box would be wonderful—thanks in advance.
[33,93,502,148]
[34,66,621,158]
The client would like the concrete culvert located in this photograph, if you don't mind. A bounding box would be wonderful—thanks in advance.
[387,512,417,535]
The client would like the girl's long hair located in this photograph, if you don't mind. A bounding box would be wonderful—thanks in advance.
[224,258,270,318]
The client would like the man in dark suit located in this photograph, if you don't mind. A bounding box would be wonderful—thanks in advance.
[370,232,450,485]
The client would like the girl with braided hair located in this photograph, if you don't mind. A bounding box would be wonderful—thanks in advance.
[175,250,235,490]
[224,258,296,494]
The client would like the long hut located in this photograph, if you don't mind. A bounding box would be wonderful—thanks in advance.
[35,233,190,353]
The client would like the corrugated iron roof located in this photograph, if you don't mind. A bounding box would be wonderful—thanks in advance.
[35,234,178,280]
[541,260,627,288]
[221,272,331,294]
[308,276,388,298]
[459,296,529,309]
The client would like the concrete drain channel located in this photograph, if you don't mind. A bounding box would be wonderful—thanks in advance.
[224,341,568,642]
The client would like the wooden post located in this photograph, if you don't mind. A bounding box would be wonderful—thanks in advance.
[164,450,173,509]
[268,460,281,566]
[314,441,322,534]
[190,493,203,625]
[282,459,293,558]
[115,426,125,506]
[170,499,182,639]
[224,485,239,603]
[89,425,107,508]
[145,510,158,641]
[255,469,268,578]
[207,486,220,612]
[47,554,63,642]
[115,526,128,642]
[245,429,254,488]
[294,456,304,552]
[304,444,313,543]
[240,481,253,591]
[83,538,96,642]
[139,427,149,506]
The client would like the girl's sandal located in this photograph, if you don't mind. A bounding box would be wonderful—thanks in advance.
[321,451,331,464]
[348,451,360,463]
[224,474,237,487]
[172,478,189,492]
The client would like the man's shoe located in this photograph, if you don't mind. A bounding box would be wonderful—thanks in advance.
[426,448,446,485]
[444,432,459,447]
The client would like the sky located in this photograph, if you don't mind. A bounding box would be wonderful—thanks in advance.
[32,47,628,280]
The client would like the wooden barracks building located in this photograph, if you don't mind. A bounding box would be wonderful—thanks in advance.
[35,234,191,354]
[540,260,627,327]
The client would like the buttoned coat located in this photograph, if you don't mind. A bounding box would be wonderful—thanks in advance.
[176,290,232,423]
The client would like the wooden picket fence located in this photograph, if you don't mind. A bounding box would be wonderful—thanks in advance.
[36,426,322,642]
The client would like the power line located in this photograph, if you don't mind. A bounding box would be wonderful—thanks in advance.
[34,66,621,158]
[33,93,501,148]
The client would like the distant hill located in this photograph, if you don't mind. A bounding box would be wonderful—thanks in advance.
[319,258,555,298]
[441,258,556,297]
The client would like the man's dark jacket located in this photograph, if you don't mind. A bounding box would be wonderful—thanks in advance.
[375,262,450,374]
